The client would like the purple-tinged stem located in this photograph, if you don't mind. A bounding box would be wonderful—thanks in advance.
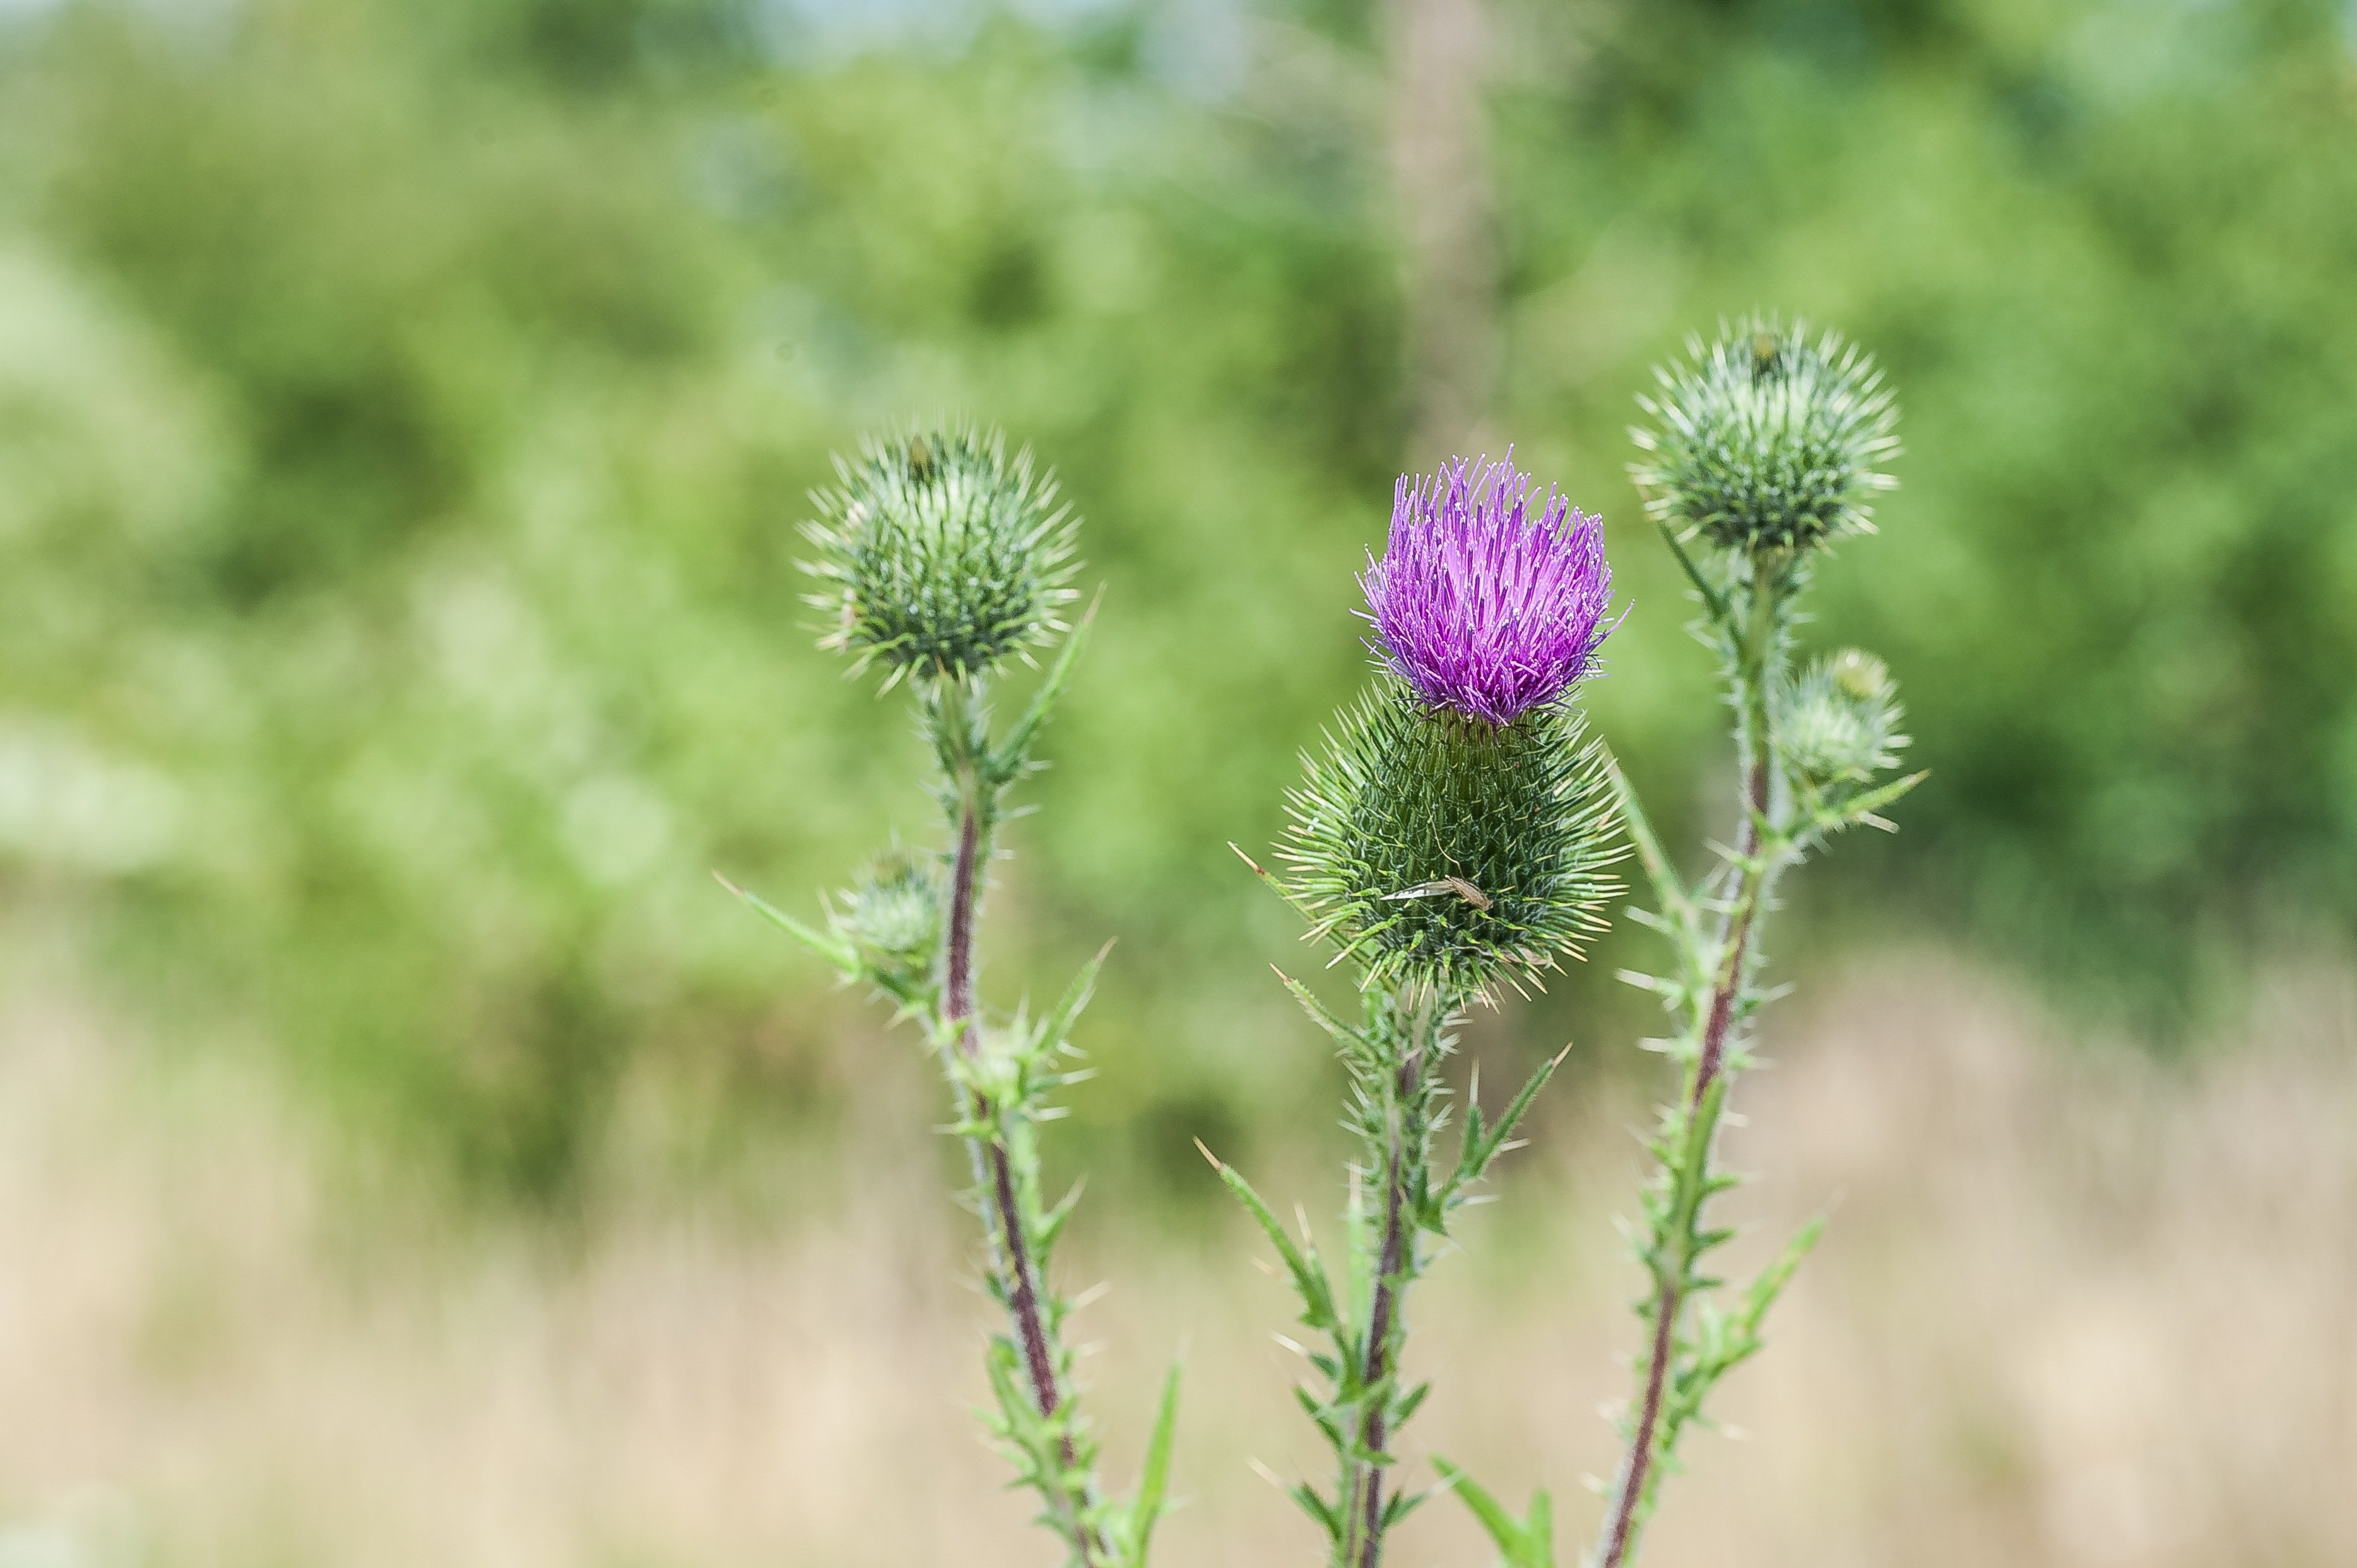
[1596,580,1780,1568]
[943,781,1106,1567]
[1595,793,1763,1568]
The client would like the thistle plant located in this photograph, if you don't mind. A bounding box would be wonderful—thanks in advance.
[1217,457,1621,1568]
[1547,316,1918,1568]
[726,424,1177,1568]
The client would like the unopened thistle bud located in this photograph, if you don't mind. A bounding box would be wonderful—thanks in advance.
[1779,648,1908,787]
[839,847,941,993]
[802,424,1078,686]
[1285,457,1620,996]
[1631,315,1899,556]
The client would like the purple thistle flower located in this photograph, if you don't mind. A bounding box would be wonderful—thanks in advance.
[1361,455,1614,726]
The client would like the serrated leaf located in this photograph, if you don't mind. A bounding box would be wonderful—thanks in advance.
[1603,753,1695,934]
[716,872,859,976]
[988,588,1099,786]
[1433,1459,1554,1568]
[1199,1142,1339,1333]
[1740,1212,1826,1333]
[1034,938,1115,1058]
[1456,1042,1569,1196]
[1116,1360,1183,1567]
[1289,1482,1342,1541]
[1272,965,1369,1049]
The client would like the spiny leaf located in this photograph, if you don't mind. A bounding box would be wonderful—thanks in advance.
[1456,1041,1571,1196]
[1433,1459,1555,1568]
[716,871,858,976]
[1652,513,1733,624]
[1198,1141,1339,1333]
[1740,1212,1826,1334]
[1290,1481,1342,1541]
[1034,938,1116,1056]
[988,586,1101,786]
[1603,752,1696,934]
[1116,1360,1183,1567]
[1272,965,1369,1049]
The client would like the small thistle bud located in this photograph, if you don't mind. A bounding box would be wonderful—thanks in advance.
[802,423,1078,685]
[1361,456,1613,727]
[1282,688,1619,996]
[1779,649,1908,787]
[839,847,941,993]
[1631,315,1899,555]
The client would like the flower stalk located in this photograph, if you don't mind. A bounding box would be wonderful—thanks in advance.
[1222,454,1620,1568]
[1571,318,1917,1568]
[731,425,1179,1568]
[1595,574,1785,1568]
[936,704,1104,1562]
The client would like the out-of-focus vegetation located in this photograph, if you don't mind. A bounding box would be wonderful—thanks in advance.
[3,0,2353,1200]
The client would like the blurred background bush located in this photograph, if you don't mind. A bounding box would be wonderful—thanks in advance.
[9,0,2355,1210]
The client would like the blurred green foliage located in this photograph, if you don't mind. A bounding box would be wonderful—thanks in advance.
[2,0,2352,1201]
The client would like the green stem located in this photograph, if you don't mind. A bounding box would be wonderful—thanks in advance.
[1342,986,1442,1568]
[1593,569,1786,1568]
[931,680,1107,1568]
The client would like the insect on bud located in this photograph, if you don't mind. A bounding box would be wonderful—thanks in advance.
[1631,314,1899,557]
[1283,688,1620,996]
[801,423,1078,687]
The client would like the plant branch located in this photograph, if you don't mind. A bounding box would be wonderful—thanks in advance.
[1593,573,1784,1568]
[936,687,1108,1568]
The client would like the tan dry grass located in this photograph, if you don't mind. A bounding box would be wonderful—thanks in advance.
[1,953,2353,1567]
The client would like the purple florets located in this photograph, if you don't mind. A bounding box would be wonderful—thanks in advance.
[1361,456,1613,726]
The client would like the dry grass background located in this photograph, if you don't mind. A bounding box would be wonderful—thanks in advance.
[2,950,2354,1568]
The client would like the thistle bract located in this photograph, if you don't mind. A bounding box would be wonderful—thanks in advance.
[1631,315,1898,555]
[1780,648,1908,787]
[1362,456,1612,726]
[803,424,1077,685]
[1282,683,1619,996]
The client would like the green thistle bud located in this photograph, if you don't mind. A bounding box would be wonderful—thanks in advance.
[802,423,1078,686]
[1778,649,1908,787]
[1280,683,1620,997]
[1631,315,1899,555]
[839,847,940,994]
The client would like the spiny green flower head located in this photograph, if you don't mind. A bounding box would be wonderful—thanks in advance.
[1631,315,1899,555]
[1281,682,1621,998]
[1779,649,1909,787]
[801,423,1078,687]
[837,846,940,992]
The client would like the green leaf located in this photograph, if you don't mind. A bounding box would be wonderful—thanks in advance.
[1603,752,1694,936]
[1270,965,1369,1049]
[715,871,858,976]
[1197,1141,1338,1333]
[1655,515,1733,625]
[1455,1041,1569,1197]
[1433,1458,1554,1568]
[988,586,1099,786]
[1290,1481,1342,1541]
[1834,767,1929,831]
[1117,1360,1183,1567]
[1035,938,1115,1056]
[1740,1212,1826,1338]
